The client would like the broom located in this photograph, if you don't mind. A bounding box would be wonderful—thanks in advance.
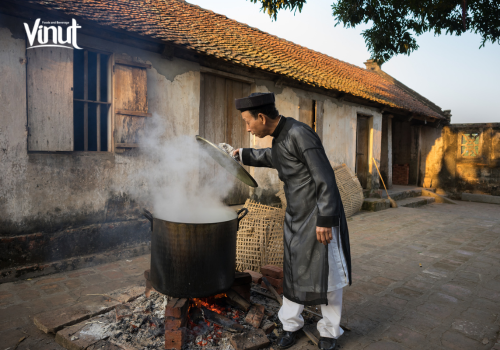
[372,157,397,208]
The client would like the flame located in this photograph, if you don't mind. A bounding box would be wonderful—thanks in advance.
[187,293,235,347]
[191,293,227,315]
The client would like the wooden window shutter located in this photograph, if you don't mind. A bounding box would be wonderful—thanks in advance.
[27,47,74,151]
[113,59,151,150]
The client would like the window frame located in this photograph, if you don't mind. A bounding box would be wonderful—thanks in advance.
[73,46,114,153]
[458,130,483,159]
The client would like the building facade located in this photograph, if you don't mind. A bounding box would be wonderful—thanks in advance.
[0,0,447,280]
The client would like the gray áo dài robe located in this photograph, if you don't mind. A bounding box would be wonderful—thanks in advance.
[241,116,352,306]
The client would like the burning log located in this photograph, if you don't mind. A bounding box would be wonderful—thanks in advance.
[201,306,245,333]
[226,289,251,312]
[189,307,204,324]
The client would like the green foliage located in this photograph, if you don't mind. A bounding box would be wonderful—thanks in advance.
[247,0,500,62]
[247,0,306,20]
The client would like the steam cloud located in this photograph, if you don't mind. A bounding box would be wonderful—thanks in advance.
[132,113,238,224]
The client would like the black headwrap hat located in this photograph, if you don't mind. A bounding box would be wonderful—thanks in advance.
[235,92,275,111]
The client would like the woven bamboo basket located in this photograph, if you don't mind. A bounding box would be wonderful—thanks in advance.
[331,163,364,218]
[236,199,285,272]
[236,163,362,272]
[274,163,363,217]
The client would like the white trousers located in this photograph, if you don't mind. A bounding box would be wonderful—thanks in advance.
[278,288,344,339]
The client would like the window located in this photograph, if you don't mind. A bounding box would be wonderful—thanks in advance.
[27,46,150,152]
[460,133,480,158]
[73,50,111,151]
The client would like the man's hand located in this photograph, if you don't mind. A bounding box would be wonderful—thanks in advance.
[232,148,241,162]
[316,226,332,246]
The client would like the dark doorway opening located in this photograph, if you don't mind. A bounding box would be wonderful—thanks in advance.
[356,115,369,189]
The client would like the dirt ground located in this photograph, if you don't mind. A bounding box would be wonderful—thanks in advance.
[1,200,499,350]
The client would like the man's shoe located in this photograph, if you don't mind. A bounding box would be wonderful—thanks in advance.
[318,337,337,350]
[277,330,299,349]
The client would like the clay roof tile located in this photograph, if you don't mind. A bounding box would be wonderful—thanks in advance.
[28,0,444,118]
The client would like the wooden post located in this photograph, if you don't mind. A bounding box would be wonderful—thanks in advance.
[315,100,324,141]
[387,115,393,188]
[416,125,422,186]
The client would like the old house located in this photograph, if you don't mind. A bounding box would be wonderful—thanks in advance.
[0,0,448,281]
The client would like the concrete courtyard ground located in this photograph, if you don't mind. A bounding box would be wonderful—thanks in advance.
[0,200,499,349]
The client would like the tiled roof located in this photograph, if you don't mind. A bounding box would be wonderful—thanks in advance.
[367,65,445,118]
[28,0,445,119]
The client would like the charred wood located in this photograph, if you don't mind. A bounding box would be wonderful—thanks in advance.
[201,306,245,333]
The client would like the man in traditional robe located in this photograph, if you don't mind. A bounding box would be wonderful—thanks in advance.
[233,93,352,350]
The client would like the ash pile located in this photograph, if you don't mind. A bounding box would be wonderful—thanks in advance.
[54,267,322,350]
[112,270,286,350]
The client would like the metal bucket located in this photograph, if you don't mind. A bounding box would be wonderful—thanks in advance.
[143,208,247,298]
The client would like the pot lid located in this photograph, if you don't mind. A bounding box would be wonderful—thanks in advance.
[196,135,258,188]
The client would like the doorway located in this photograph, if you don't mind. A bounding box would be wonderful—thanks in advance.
[298,97,315,130]
[199,73,251,205]
[356,115,369,189]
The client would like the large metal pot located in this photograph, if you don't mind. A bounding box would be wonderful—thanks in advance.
[143,208,248,298]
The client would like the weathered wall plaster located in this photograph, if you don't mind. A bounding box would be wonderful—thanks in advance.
[420,126,444,189]
[420,124,500,197]
[0,12,388,275]
[0,16,201,274]
[1,34,201,236]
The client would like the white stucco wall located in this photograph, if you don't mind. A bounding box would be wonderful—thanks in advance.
[0,25,29,228]
[322,100,382,190]
[0,18,201,235]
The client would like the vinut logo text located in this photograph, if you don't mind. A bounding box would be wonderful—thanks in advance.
[24,18,82,49]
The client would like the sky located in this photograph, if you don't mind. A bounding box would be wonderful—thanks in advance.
[188,0,500,124]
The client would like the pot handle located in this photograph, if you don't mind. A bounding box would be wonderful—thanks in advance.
[236,208,249,230]
[143,209,154,231]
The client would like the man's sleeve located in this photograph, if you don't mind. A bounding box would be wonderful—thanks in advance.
[241,148,274,168]
[292,128,340,228]
[303,148,340,227]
